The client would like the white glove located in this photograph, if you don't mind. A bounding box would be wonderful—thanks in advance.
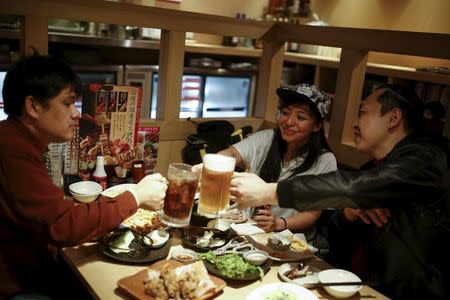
[135,173,168,210]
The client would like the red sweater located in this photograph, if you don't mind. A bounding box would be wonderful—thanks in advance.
[0,119,138,297]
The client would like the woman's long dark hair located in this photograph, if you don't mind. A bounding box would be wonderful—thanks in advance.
[258,100,332,183]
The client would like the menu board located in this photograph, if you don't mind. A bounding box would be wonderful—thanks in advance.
[136,126,160,174]
[77,84,142,180]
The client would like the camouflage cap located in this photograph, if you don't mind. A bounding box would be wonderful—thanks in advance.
[276,83,332,120]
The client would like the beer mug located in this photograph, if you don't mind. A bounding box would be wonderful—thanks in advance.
[197,154,236,218]
[161,163,200,227]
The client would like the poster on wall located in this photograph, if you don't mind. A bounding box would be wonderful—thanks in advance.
[136,126,160,174]
[77,84,142,180]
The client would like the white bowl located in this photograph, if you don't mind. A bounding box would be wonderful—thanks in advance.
[206,219,231,232]
[144,230,169,248]
[318,269,362,298]
[69,181,102,203]
[243,249,269,265]
[171,248,198,263]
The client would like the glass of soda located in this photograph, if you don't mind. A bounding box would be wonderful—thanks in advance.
[161,163,200,227]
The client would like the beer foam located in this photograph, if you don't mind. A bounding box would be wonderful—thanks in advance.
[203,154,235,172]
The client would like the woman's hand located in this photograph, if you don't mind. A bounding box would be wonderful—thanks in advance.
[230,172,278,209]
[252,206,278,232]
[135,173,168,211]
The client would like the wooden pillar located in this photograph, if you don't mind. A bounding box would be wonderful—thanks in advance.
[254,39,285,122]
[21,15,48,56]
[157,29,186,121]
[329,48,368,145]
[328,48,370,168]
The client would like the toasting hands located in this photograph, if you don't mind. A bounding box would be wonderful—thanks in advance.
[135,173,168,210]
[230,172,278,209]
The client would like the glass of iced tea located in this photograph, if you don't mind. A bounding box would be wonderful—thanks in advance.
[197,154,236,218]
[161,163,200,227]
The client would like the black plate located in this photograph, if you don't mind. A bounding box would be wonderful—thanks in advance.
[203,257,272,281]
[100,228,172,264]
[180,227,231,252]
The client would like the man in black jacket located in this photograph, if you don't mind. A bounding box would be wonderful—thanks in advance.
[230,86,450,299]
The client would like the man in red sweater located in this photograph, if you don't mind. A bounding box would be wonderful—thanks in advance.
[0,55,168,299]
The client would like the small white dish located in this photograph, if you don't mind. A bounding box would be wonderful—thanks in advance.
[171,248,198,263]
[318,269,362,298]
[144,230,169,248]
[243,250,269,266]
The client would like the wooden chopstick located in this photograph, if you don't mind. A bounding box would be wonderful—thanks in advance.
[305,281,377,288]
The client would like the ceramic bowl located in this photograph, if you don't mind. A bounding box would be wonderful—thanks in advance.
[243,249,269,266]
[144,230,170,248]
[69,181,102,203]
[206,219,231,232]
[171,248,198,264]
[318,269,362,298]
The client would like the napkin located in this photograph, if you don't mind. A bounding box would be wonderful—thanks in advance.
[230,223,265,235]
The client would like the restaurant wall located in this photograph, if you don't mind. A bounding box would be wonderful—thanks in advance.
[311,0,450,34]
[136,0,449,34]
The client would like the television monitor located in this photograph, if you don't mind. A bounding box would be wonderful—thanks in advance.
[202,75,251,118]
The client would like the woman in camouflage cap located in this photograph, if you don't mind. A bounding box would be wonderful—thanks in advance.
[219,83,336,257]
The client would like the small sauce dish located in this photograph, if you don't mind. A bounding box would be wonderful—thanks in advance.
[171,248,198,263]
[243,249,269,265]
[144,230,169,248]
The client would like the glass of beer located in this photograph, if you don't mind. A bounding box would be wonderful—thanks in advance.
[161,163,200,227]
[197,154,236,218]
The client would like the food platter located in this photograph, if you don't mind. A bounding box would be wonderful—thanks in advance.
[100,228,172,263]
[202,256,271,281]
[244,234,313,262]
[181,227,231,252]
[117,259,226,300]
[220,208,249,224]
[278,262,320,287]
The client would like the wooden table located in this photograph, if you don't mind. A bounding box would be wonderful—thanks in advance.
[61,231,389,300]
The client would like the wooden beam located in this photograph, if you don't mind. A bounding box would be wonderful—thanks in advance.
[21,15,48,55]
[1,0,272,39]
[330,48,368,144]
[328,48,369,166]
[157,30,185,122]
[254,39,285,120]
[266,23,450,60]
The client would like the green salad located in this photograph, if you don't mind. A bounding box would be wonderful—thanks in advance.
[199,251,264,280]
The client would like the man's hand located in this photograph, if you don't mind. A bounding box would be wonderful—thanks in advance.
[135,173,168,211]
[343,208,391,227]
[230,172,277,209]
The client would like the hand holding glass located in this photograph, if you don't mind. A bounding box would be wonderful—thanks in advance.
[161,163,200,227]
[197,154,236,218]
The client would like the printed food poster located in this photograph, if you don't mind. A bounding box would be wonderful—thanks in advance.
[77,84,142,180]
[136,126,160,174]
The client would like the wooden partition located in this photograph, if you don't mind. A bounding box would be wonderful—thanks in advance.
[2,0,449,174]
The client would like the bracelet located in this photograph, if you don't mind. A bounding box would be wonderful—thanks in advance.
[280,217,287,230]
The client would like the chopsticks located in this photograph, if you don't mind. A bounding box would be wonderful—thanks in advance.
[305,281,377,288]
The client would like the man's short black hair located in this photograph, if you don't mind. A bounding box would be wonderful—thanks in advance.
[2,55,82,118]
[375,84,424,134]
